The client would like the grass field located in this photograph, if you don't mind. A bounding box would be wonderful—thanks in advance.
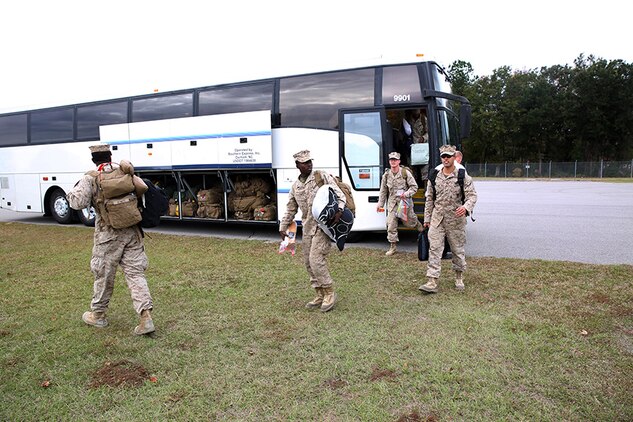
[1,222,632,421]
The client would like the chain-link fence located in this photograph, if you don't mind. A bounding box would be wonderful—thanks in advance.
[464,160,633,178]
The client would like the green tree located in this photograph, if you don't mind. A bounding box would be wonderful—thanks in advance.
[569,55,633,160]
[450,55,633,163]
[463,66,514,163]
[539,64,576,161]
[448,60,476,97]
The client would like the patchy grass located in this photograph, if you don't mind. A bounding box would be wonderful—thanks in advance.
[1,222,632,421]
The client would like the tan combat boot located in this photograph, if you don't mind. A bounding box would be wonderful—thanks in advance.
[455,271,465,291]
[320,287,337,312]
[418,277,439,294]
[305,287,324,309]
[385,242,397,256]
[82,311,108,328]
[134,309,155,335]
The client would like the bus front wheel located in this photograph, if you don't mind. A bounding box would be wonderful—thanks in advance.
[49,189,73,224]
[77,206,96,227]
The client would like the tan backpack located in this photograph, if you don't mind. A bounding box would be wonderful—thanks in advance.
[87,162,141,229]
[314,171,356,216]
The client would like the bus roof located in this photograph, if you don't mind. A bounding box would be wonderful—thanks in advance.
[0,55,441,115]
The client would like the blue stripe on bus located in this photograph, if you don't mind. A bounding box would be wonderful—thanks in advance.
[107,131,272,145]
[135,163,272,171]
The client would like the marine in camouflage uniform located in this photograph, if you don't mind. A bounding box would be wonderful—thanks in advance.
[279,150,346,312]
[66,144,155,335]
[420,145,477,294]
[377,151,423,256]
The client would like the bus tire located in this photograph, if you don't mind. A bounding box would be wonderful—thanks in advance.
[77,206,96,227]
[49,189,73,224]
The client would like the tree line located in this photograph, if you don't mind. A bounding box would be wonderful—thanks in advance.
[448,54,633,163]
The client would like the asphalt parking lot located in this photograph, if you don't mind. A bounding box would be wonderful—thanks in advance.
[2,180,632,265]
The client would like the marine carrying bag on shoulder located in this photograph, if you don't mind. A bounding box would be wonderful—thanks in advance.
[315,171,356,216]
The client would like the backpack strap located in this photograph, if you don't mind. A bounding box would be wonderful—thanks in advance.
[314,170,324,187]
[456,168,475,221]
[402,166,423,192]
[428,168,439,201]
[457,168,466,204]
[403,166,416,189]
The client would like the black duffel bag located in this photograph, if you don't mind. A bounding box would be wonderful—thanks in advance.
[418,228,429,261]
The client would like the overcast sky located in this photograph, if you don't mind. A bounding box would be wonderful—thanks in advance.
[1,0,630,113]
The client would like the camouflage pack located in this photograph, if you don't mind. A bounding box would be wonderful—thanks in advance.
[87,163,141,228]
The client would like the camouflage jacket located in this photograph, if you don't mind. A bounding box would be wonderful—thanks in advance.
[424,167,477,227]
[378,167,418,213]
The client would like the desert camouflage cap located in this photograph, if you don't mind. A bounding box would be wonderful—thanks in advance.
[388,151,401,160]
[89,144,111,153]
[439,145,456,156]
[293,149,312,163]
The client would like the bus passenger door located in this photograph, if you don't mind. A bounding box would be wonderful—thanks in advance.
[339,108,389,231]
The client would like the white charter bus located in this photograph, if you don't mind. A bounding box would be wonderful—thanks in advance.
[0,60,471,233]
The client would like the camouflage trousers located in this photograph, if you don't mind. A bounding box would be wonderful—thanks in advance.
[302,228,334,289]
[426,220,467,279]
[386,208,422,243]
[90,228,153,314]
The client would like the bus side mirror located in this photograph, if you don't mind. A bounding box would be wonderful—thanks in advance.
[460,104,472,139]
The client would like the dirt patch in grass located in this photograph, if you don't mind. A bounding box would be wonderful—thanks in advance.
[166,391,187,403]
[323,377,348,390]
[588,292,611,304]
[3,357,21,368]
[369,367,397,382]
[611,305,633,317]
[89,360,149,389]
[396,410,437,422]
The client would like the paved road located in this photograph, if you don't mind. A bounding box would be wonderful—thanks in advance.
[465,180,633,265]
[2,180,632,265]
